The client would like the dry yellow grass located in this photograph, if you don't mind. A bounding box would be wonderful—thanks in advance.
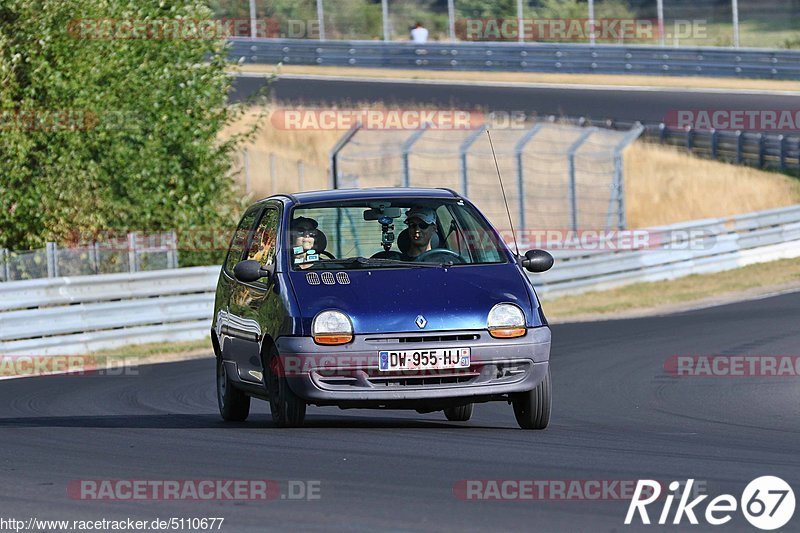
[236,64,800,93]
[221,106,800,227]
[624,143,800,227]
[221,108,341,197]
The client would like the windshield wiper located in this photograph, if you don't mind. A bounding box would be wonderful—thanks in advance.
[314,256,445,269]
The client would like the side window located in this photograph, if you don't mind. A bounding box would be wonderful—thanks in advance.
[247,208,280,268]
[224,208,259,273]
[435,205,460,253]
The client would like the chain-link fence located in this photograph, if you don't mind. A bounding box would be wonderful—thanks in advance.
[213,1,799,49]
[0,232,179,282]
[331,120,643,232]
[230,147,329,198]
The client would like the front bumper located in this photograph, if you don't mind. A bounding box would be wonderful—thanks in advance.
[274,326,550,404]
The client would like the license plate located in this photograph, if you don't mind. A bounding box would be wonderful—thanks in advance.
[378,348,471,372]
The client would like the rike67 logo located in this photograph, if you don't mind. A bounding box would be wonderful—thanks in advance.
[625,477,795,530]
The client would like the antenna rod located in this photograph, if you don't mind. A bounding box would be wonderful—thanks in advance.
[486,130,521,257]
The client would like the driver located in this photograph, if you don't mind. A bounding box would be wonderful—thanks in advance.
[401,207,437,260]
[290,216,321,269]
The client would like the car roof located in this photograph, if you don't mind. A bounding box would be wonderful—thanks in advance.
[265,187,461,206]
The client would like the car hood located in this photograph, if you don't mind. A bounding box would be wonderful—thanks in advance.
[287,263,538,335]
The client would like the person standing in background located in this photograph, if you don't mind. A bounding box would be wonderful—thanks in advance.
[410,22,428,43]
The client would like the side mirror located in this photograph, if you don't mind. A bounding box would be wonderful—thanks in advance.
[521,249,554,273]
[233,260,271,283]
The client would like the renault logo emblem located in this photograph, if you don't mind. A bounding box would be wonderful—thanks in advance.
[415,315,427,329]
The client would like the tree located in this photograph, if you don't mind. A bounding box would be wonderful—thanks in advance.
[0,0,250,265]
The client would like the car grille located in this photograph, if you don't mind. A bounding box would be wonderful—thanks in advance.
[311,361,529,391]
[365,333,480,344]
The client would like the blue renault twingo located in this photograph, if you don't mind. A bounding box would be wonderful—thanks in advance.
[212,188,554,429]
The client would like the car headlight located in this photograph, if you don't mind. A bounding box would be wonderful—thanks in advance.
[312,310,353,345]
[487,303,526,339]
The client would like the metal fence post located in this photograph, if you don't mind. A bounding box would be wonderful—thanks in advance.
[92,241,101,274]
[381,0,390,42]
[297,160,305,191]
[514,124,545,232]
[607,124,645,230]
[1,248,9,282]
[316,0,325,41]
[269,152,277,194]
[758,133,766,168]
[45,242,58,278]
[736,130,744,164]
[710,129,719,160]
[779,135,786,172]
[587,0,595,46]
[128,232,138,273]
[243,148,251,194]
[686,126,694,152]
[401,124,430,187]
[248,0,257,38]
[459,125,487,197]
[567,128,597,231]
[329,122,362,189]
[168,230,179,269]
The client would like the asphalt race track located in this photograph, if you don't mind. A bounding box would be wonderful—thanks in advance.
[232,74,800,125]
[1,291,798,531]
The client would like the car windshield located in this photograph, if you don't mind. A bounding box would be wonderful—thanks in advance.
[288,199,509,270]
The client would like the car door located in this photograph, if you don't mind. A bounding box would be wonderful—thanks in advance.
[227,204,282,385]
[217,204,260,357]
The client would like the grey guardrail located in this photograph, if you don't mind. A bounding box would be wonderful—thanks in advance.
[229,38,800,79]
[0,266,220,356]
[1,204,798,355]
[532,204,800,298]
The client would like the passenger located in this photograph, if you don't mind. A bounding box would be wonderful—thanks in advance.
[401,207,437,260]
[290,217,321,269]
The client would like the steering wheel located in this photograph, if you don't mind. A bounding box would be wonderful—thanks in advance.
[318,250,336,260]
[414,248,465,264]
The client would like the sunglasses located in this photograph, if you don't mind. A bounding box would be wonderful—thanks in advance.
[294,230,317,237]
[406,221,432,230]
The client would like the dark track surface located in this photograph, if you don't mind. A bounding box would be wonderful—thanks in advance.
[231,75,799,124]
[1,291,798,531]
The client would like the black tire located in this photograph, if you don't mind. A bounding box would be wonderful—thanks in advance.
[444,403,473,422]
[512,368,551,430]
[265,347,306,428]
[217,357,250,422]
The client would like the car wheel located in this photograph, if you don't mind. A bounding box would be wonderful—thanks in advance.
[265,347,306,428]
[217,357,250,422]
[443,403,473,422]
[512,368,551,430]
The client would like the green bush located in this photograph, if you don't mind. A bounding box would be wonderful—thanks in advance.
[0,0,254,266]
